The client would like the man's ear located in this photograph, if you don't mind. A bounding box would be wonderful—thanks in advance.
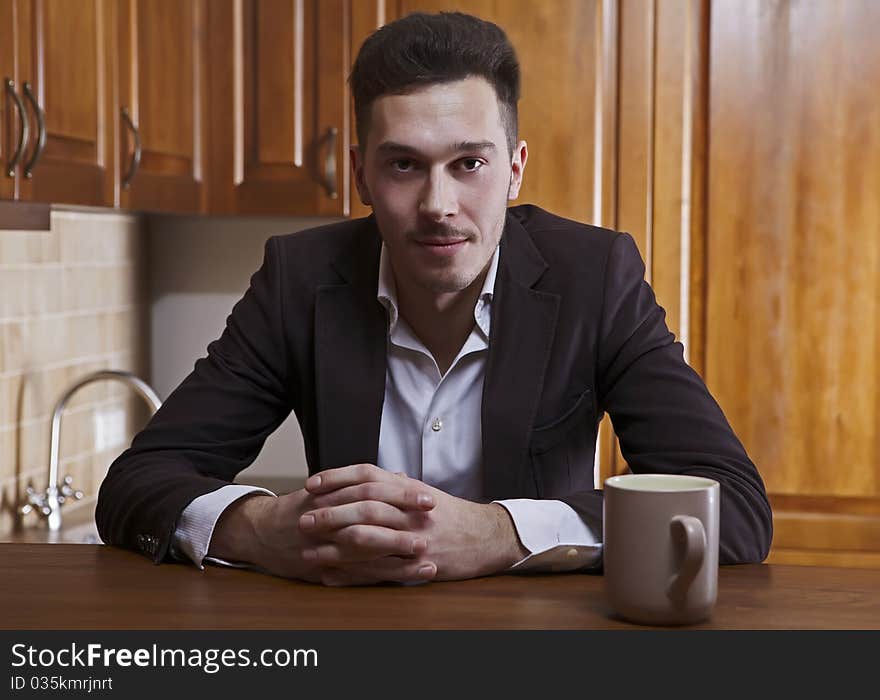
[507,140,528,201]
[350,145,372,206]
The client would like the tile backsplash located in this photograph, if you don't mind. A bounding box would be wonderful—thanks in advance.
[0,208,149,539]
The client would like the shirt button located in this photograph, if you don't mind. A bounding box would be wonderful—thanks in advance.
[566,548,579,559]
[431,417,443,432]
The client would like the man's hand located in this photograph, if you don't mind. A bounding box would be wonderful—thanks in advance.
[300,464,529,584]
[207,479,437,585]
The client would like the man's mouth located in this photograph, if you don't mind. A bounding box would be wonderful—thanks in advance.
[416,238,468,247]
[413,238,469,256]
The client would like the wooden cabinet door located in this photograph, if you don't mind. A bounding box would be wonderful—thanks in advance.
[612,0,880,568]
[207,0,348,216]
[1,0,17,201]
[14,0,115,206]
[117,0,207,213]
[704,0,880,568]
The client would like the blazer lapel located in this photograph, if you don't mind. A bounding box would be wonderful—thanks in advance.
[482,212,560,499]
[314,219,387,471]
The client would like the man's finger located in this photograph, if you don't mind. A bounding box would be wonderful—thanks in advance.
[299,500,415,534]
[309,481,435,511]
[305,464,430,501]
[305,463,388,493]
[302,524,428,563]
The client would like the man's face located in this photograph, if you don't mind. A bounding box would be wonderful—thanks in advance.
[352,77,527,297]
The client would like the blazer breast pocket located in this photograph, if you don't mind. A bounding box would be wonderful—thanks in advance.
[530,388,594,454]
[529,388,597,498]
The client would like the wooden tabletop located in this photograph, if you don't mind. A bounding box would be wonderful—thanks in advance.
[2,544,878,629]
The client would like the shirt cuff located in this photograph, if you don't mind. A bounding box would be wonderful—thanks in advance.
[172,484,275,570]
[494,499,603,573]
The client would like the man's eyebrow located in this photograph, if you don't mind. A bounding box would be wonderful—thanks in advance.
[454,141,497,153]
[375,140,498,155]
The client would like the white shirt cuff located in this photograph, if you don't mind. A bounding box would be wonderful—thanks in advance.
[494,499,603,572]
[172,484,275,569]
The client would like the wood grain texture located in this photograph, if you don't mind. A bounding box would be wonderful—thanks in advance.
[208,0,346,216]
[1,544,879,629]
[118,0,207,213]
[0,0,17,200]
[603,0,657,482]
[348,0,384,220]
[768,548,880,570]
[15,0,113,206]
[704,0,880,562]
[649,0,708,369]
[604,0,711,482]
[314,0,348,216]
[616,0,654,276]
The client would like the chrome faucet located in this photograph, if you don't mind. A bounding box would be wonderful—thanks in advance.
[20,370,162,533]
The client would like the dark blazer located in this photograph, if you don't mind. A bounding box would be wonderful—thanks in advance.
[96,205,773,566]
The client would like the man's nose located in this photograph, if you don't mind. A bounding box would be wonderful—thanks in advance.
[418,170,457,220]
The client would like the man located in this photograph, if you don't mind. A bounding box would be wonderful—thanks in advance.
[97,12,772,585]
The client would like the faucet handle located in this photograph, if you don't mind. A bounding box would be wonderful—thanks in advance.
[58,474,84,505]
[20,482,49,517]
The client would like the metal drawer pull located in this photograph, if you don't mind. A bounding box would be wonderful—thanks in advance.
[22,81,46,178]
[4,78,29,177]
[322,126,338,199]
[121,107,141,189]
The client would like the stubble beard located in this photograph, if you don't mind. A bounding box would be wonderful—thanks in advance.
[409,207,507,294]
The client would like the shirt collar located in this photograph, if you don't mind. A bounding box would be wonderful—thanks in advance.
[377,243,500,339]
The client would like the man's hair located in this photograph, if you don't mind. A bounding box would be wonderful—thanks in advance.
[349,11,521,156]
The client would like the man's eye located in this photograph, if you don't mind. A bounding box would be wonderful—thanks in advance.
[390,159,415,172]
[459,158,484,172]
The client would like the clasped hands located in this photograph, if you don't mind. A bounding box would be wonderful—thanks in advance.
[214,463,527,586]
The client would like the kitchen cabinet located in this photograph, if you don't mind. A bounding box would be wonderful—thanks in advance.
[207,0,351,217]
[1,0,207,212]
[1,0,14,201]
[612,0,880,569]
[3,0,360,216]
[117,0,208,213]
[702,0,880,569]
[2,0,115,207]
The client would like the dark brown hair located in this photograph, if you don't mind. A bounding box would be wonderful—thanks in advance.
[349,11,520,155]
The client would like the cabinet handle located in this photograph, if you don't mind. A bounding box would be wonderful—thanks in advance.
[4,78,29,177]
[22,82,46,178]
[321,126,338,199]
[121,107,141,189]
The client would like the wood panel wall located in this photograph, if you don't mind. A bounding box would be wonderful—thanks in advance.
[615,0,880,567]
[704,0,880,567]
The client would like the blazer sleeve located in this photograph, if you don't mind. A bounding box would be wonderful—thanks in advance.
[96,236,295,563]
[560,232,773,565]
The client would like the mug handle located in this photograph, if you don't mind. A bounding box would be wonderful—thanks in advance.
[666,515,706,601]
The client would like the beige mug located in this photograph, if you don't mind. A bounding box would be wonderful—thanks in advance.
[603,474,720,626]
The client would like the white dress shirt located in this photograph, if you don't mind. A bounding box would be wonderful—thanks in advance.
[172,244,602,572]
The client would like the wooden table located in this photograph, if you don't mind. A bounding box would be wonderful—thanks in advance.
[2,544,878,629]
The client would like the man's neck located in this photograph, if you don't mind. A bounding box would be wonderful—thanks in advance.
[395,272,487,376]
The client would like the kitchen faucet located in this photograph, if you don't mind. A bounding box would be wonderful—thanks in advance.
[20,370,162,533]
